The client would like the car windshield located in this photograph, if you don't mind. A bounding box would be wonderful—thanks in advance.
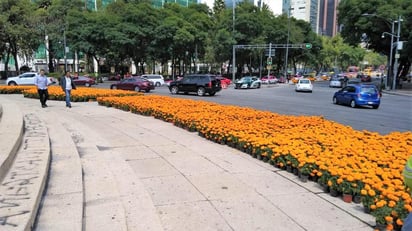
[300,79,310,84]
[360,87,377,94]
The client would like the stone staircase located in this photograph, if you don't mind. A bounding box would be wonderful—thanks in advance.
[0,99,84,231]
[0,101,50,231]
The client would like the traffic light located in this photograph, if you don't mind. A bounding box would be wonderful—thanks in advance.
[267,57,272,65]
[305,43,312,49]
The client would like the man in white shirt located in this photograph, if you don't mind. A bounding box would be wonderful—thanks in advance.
[60,71,76,108]
[34,69,50,108]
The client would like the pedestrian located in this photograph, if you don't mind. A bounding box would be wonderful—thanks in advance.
[60,71,76,108]
[343,75,349,88]
[34,69,50,108]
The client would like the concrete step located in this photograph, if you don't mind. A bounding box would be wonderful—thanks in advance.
[33,116,84,230]
[0,113,50,231]
[0,101,24,182]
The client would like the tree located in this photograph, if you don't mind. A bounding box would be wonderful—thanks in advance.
[0,0,42,76]
[212,0,225,15]
[338,0,411,86]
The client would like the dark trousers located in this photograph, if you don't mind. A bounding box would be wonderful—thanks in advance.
[37,89,49,106]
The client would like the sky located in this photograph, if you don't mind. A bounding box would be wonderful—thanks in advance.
[199,0,283,15]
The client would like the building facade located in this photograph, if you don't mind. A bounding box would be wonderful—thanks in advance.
[317,0,339,37]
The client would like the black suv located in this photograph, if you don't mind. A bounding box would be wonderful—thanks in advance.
[168,74,221,96]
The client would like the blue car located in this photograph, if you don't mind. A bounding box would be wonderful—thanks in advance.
[333,84,381,109]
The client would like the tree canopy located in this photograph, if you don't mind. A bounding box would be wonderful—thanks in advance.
[0,0,398,79]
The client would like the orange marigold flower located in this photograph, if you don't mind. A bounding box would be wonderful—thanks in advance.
[396,218,403,226]
[368,189,376,197]
[385,216,393,223]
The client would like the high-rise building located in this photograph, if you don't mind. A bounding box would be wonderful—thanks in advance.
[318,0,339,37]
[284,0,319,34]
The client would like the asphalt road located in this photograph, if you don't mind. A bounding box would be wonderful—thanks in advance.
[2,79,410,135]
[102,80,410,135]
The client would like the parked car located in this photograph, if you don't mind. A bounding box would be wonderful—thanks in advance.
[6,72,57,86]
[216,76,232,86]
[295,79,313,92]
[333,84,380,109]
[141,74,165,87]
[110,77,155,92]
[168,74,221,96]
[329,75,344,88]
[261,75,278,84]
[234,76,261,89]
[73,76,96,87]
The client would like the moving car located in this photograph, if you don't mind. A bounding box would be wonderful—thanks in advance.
[261,75,278,84]
[234,76,261,89]
[168,74,221,96]
[333,84,380,109]
[329,75,344,88]
[141,74,165,87]
[73,76,96,87]
[295,79,313,92]
[6,72,57,86]
[216,76,232,86]
[110,77,155,92]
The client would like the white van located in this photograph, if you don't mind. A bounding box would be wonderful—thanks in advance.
[141,74,165,87]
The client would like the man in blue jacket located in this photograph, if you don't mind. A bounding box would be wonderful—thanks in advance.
[60,71,76,108]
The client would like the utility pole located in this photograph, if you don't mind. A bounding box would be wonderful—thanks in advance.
[392,15,402,90]
[284,7,291,80]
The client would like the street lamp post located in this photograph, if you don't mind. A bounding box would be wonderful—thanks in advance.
[362,13,402,90]
[63,28,68,72]
[392,15,402,90]
[284,7,291,80]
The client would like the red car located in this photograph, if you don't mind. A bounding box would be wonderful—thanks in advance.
[216,76,232,86]
[73,76,96,87]
[261,75,278,84]
[110,77,155,92]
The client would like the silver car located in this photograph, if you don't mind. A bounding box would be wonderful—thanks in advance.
[329,75,343,88]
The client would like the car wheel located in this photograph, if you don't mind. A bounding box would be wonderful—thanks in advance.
[170,86,179,94]
[155,82,161,87]
[350,100,356,108]
[333,97,338,104]
[134,86,140,92]
[8,82,17,86]
[372,105,379,109]
[209,92,216,96]
[257,83,261,89]
[197,87,205,96]
[111,85,117,90]
[145,89,150,93]
[85,83,90,87]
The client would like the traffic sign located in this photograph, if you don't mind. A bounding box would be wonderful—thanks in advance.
[305,43,312,49]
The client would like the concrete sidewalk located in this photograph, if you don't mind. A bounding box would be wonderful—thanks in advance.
[2,94,375,231]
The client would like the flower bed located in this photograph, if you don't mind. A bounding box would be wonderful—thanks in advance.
[0,86,34,94]
[18,86,142,101]
[97,95,412,230]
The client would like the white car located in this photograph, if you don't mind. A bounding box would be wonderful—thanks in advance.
[141,74,165,87]
[329,75,343,88]
[234,76,261,89]
[295,78,313,92]
[6,72,57,86]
